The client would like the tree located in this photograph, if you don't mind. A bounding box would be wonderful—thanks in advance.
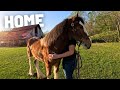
[69,11,120,41]
[110,11,120,40]
[69,11,85,18]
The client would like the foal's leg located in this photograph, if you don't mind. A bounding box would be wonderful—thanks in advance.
[45,63,52,79]
[53,65,59,79]
[46,68,52,79]
[53,60,61,79]
[34,60,46,79]
[28,57,34,76]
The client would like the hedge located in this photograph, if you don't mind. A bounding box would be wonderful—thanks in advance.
[90,31,119,43]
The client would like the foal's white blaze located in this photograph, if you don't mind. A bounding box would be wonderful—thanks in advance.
[79,21,89,36]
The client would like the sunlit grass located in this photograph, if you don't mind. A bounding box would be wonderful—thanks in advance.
[0,42,120,79]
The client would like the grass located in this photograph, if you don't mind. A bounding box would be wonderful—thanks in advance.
[0,47,64,79]
[79,43,120,79]
[0,43,120,79]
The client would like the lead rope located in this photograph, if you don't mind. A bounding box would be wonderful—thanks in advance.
[75,42,82,79]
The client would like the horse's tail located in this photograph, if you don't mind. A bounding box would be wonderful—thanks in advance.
[27,37,39,58]
[27,41,32,59]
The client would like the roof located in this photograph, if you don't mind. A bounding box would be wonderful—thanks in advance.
[0,31,18,40]
[0,24,42,41]
[12,24,41,32]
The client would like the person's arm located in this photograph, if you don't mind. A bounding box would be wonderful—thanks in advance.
[48,45,75,60]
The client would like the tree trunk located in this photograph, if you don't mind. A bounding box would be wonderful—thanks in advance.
[118,21,120,41]
[116,21,120,41]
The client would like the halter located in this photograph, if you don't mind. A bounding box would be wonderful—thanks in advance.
[75,41,83,79]
[70,21,85,79]
[71,22,76,31]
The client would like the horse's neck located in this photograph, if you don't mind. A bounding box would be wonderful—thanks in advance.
[49,31,69,54]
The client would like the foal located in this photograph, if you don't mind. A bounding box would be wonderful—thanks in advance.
[27,14,91,79]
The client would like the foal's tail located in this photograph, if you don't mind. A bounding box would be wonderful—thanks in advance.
[27,37,39,59]
[27,39,32,59]
[27,44,32,58]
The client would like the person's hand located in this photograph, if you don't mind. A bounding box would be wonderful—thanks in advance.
[48,54,59,60]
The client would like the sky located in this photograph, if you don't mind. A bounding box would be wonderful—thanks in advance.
[0,11,72,33]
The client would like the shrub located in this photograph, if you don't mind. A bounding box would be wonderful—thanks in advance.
[91,31,119,43]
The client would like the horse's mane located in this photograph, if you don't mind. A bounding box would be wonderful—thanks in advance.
[41,16,85,47]
[42,19,68,46]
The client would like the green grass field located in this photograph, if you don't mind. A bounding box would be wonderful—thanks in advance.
[0,43,120,79]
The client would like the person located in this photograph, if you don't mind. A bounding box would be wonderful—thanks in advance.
[48,38,77,79]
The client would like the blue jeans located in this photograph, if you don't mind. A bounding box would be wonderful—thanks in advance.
[62,57,77,79]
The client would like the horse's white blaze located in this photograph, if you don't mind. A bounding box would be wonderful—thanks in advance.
[79,21,89,36]
[89,37,92,43]
[81,43,87,49]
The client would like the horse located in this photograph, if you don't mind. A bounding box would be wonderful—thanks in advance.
[27,13,91,79]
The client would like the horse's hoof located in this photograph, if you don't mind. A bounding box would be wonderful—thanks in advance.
[43,77,54,79]
[41,77,47,79]
[28,73,34,77]
[33,73,37,77]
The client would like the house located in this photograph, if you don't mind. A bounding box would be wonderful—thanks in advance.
[0,24,44,47]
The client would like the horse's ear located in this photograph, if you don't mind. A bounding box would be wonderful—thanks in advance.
[76,12,79,17]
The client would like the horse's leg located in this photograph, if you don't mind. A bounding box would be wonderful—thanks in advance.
[45,62,52,79]
[27,44,34,76]
[34,60,46,79]
[28,57,34,76]
[53,60,61,79]
[53,65,59,79]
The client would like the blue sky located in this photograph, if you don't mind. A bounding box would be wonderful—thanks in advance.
[0,11,72,33]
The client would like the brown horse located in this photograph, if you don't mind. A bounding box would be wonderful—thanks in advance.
[27,13,91,79]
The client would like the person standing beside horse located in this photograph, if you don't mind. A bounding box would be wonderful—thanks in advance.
[48,38,77,79]
[27,13,91,79]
